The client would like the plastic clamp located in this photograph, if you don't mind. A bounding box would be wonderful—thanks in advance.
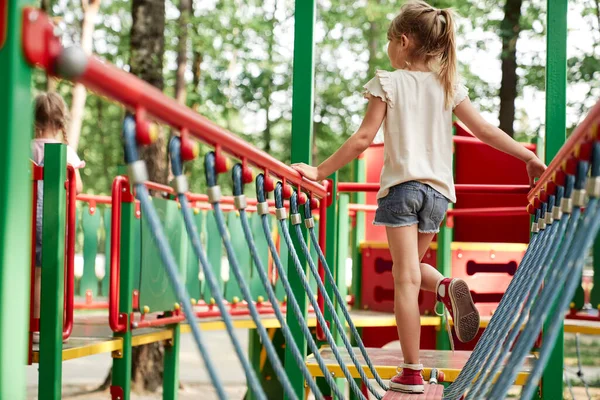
[545,210,554,225]
[257,202,270,216]
[531,222,539,233]
[276,207,288,221]
[586,177,600,198]
[304,217,315,229]
[127,161,148,185]
[291,213,302,225]
[561,197,573,214]
[573,189,587,207]
[538,219,546,230]
[552,206,563,221]
[171,175,189,194]
[234,195,247,210]
[207,186,222,204]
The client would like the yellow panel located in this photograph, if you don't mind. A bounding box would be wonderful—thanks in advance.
[131,330,174,347]
[32,338,122,363]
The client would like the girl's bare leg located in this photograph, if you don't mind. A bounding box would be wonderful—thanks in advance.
[418,232,444,293]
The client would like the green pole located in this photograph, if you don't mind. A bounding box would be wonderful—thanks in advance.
[541,0,568,397]
[351,157,366,309]
[436,215,453,350]
[0,1,33,398]
[38,144,67,400]
[593,243,600,311]
[286,1,316,398]
[163,320,181,400]
[111,201,136,400]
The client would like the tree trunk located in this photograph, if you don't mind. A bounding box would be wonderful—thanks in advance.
[68,0,101,150]
[130,0,168,185]
[498,0,523,137]
[175,0,190,105]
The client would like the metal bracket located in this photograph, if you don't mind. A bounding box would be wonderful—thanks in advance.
[586,177,600,198]
[234,195,247,210]
[276,207,288,221]
[531,222,539,233]
[560,198,573,214]
[291,213,302,225]
[538,219,546,230]
[544,211,553,225]
[257,202,270,216]
[207,185,222,203]
[304,217,315,229]
[552,206,563,221]
[127,160,148,185]
[573,189,587,207]
[171,175,188,194]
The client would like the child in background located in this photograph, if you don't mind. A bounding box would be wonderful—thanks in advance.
[32,92,85,343]
[291,0,546,393]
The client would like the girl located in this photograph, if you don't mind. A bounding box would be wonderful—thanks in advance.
[32,92,84,343]
[291,1,546,394]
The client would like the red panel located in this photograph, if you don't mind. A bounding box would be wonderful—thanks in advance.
[361,246,437,314]
[0,0,7,50]
[363,145,387,242]
[362,326,437,350]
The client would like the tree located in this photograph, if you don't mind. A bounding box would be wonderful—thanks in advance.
[498,0,523,137]
[68,0,102,151]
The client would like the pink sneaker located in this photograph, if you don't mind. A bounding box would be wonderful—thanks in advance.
[390,363,424,393]
[437,278,480,343]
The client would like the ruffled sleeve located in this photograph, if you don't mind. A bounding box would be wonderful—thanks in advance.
[67,146,86,169]
[453,83,469,109]
[363,70,395,108]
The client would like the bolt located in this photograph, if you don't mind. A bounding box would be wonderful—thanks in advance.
[122,187,126,192]
[29,11,39,21]
[132,322,138,328]
[457,252,463,259]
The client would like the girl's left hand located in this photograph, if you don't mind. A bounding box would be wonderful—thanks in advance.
[526,156,547,187]
[291,163,321,181]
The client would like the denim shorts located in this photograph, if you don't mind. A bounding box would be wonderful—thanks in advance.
[374,181,449,233]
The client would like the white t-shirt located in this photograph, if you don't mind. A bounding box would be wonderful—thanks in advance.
[363,69,468,203]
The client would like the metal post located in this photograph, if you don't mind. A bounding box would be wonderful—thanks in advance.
[286,0,316,398]
[38,144,67,399]
[111,201,136,400]
[0,1,34,398]
[541,0,568,396]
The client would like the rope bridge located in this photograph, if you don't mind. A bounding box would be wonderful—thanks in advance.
[22,8,600,399]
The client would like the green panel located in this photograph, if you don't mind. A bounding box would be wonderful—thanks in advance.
[81,207,101,297]
[436,216,453,351]
[247,328,286,400]
[275,223,288,301]
[185,210,202,301]
[249,212,269,301]
[593,239,600,309]
[102,207,111,297]
[225,211,251,302]
[112,201,136,399]
[163,322,181,400]
[351,157,366,308]
[204,210,223,302]
[542,0,567,396]
[0,2,33,397]
[139,198,186,313]
[132,215,142,293]
[39,144,67,399]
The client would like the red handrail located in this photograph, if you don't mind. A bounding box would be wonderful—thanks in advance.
[337,182,531,195]
[109,176,130,332]
[63,166,76,340]
[527,101,600,203]
[21,8,326,199]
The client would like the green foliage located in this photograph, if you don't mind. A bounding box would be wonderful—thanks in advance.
[35,0,600,195]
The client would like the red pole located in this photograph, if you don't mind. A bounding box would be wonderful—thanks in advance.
[109,176,129,332]
[315,181,329,341]
[62,166,76,340]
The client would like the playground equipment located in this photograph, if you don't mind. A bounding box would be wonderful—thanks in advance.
[3,0,600,400]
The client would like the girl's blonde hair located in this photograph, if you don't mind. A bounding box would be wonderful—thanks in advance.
[34,92,69,143]
[388,0,457,108]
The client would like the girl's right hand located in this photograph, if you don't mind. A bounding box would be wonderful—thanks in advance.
[526,156,546,187]
[291,163,321,181]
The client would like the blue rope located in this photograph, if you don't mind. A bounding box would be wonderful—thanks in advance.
[203,152,299,400]
[230,164,324,400]
[444,218,547,399]
[121,116,227,400]
[489,156,599,399]
[521,199,600,399]
[255,174,348,400]
[304,205,389,391]
[271,181,369,400]
[287,194,383,399]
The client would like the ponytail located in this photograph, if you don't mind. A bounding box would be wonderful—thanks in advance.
[437,9,457,109]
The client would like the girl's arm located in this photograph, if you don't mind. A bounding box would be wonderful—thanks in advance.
[75,170,83,194]
[453,98,546,185]
[291,97,387,181]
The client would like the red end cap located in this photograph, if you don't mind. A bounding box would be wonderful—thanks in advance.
[565,157,578,175]
[264,175,275,192]
[282,183,293,199]
[539,190,548,203]
[310,197,320,210]
[555,170,566,187]
[533,197,542,210]
[180,129,198,162]
[297,192,308,205]
[215,153,228,174]
[527,203,535,215]
[545,181,557,196]
[578,141,593,161]
[242,165,253,184]
[135,110,153,146]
